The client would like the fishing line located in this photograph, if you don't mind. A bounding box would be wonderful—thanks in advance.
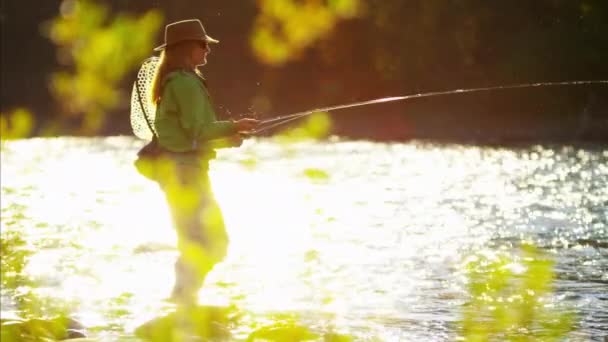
[251,80,608,135]
[131,58,606,138]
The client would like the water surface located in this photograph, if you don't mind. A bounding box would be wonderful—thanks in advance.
[1,137,607,340]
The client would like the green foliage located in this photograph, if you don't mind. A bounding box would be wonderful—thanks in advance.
[247,320,319,341]
[134,306,356,341]
[45,0,162,134]
[460,244,575,341]
[1,317,81,342]
[303,168,330,181]
[0,108,34,140]
[251,0,361,65]
[0,230,34,291]
[0,230,77,341]
[239,156,260,170]
[274,111,332,143]
[244,313,355,341]
[135,305,237,341]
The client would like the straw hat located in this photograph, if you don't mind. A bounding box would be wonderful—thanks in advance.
[154,19,219,51]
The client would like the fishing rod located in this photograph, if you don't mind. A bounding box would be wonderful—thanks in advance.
[251,80,608,135]
[131,58,606,138]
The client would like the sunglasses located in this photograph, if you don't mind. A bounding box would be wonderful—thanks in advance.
[198,41,209,50]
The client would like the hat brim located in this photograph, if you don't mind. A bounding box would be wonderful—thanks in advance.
[154,35,219,52]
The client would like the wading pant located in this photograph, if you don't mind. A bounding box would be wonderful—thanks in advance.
[138,155,228,302]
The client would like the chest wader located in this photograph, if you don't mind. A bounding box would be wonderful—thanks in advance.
[132,59,228,303]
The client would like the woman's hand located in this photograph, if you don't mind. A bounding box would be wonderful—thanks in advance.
[234,118,260,133]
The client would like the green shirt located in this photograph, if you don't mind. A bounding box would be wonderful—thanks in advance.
[154,70,236,153]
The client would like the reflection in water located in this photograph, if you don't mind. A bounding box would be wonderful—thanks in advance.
[1,137,607,340]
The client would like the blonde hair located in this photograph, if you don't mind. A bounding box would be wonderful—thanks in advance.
[150,40,200,105]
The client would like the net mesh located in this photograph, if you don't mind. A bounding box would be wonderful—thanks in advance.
[130,56,159,141]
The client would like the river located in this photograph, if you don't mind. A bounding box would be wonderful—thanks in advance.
[1,137,606,341]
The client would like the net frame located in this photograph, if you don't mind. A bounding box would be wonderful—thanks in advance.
[130,56,160,141]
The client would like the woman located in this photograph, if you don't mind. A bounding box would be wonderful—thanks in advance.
[140,19,258,304]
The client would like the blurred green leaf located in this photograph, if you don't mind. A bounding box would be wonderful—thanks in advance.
[303,168,330,181]
[1,108,34,140]
[275,111,332,143]
[251,0,361,65]
[45,0,163,134]
[460,244,576,341]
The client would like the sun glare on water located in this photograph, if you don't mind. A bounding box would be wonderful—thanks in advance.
[2,137,483,322]
[2,137,606,339]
